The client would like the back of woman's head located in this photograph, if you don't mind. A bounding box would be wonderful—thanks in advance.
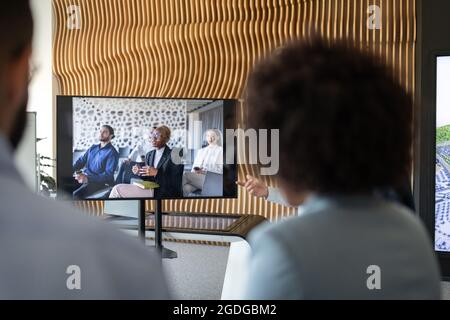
[246,37,413,194]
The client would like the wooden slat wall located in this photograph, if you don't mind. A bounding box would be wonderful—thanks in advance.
[54,0,416,221]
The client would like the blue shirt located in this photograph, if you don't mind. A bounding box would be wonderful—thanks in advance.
[73,143,119,184]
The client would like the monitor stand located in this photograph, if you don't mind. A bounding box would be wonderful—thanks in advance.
[104,199,177,259]
[138,199,177,259]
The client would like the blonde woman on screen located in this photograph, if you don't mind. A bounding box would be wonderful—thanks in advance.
[182,129,223,196]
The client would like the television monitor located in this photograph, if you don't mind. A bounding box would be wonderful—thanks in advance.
[416,53,450,278]
[435,56,450,253]
[57,96,237,201]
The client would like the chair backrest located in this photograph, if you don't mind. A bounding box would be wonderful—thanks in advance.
[118,146,131,158]
[201,172,223,197]
[174,163,185,197]
[72,150,86,164]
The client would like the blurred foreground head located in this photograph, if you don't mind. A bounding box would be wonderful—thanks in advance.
[246,37,413,205]
[0,1,33,150]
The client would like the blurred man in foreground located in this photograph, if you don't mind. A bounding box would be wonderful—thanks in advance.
[0,1,169,299]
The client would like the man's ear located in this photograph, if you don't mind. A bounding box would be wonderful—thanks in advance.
[5,44,32,112]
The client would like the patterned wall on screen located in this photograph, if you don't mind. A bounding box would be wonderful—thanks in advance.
[73,97,186,151]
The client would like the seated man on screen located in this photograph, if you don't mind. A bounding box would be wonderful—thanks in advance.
[115,127,156,184]
[72,125,119,200]
[182,129,223,196]
[109,125,183,198]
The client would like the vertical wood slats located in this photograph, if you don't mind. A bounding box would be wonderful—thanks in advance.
[53,0,416,221]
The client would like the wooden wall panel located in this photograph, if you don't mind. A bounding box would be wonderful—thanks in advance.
[53,0,416,221]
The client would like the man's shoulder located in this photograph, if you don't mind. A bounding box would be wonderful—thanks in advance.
[0,180,138,249]
[3,185,164,259]
[86,144,101,153]
[8,190,110,238]
[107,144,119,155]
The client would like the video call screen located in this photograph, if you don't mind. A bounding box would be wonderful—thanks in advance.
[57,96,237,201]
[435,56,450,252]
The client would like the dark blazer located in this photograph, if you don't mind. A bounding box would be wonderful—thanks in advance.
[143,147,184,198]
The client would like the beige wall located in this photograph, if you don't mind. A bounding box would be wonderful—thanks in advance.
[53,0,416,220]
[29,0,55,175]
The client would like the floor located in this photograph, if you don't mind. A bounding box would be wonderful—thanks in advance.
[160,241,230,300]
[153,240,450,300]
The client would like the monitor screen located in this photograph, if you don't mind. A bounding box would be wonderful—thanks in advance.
[57,96,237,201]
[436,56,450,252]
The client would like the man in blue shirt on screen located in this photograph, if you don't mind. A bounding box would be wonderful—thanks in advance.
[73,125,119,199]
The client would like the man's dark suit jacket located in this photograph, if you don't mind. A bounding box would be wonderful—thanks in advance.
[143,147,184,198]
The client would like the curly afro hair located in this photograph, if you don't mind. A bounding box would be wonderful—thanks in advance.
[246,38,413,194]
